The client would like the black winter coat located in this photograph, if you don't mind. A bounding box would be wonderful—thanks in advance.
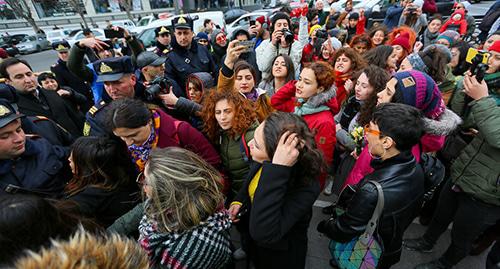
[318,151,425,268]
[164,37,218,98]
[17,88,85,137]
[234,162,321,269]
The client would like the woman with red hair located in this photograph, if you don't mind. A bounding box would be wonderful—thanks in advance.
[201,90,258,200]
[271,61,339,188]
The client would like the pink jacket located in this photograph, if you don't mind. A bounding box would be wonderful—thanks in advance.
[342,134,445,189]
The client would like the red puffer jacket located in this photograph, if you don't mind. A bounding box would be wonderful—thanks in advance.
[271,81,339,188]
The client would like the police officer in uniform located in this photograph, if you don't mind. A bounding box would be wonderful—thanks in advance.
[0,99,69,197]
[84,56,145,137]
[164,15,218,98]
[154,26,172,57]
[50,41,93,111]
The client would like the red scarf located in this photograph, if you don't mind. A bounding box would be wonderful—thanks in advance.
[334,71,351,105]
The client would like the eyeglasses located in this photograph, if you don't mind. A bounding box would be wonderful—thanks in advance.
[364,124,381,137]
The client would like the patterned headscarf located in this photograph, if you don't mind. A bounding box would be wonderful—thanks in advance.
[128,110,161,172]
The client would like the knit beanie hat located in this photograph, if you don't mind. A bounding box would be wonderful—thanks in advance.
[255,16,269,27]
[424,44,452,62]
[488,40,500,53]
[309,25,322,36]
[348,12,359,20]
[271,12,291,30]
[392,70,445,119]
[407,53,428,73]
[436,30,460,46]
[196,32,209,40]
[329,37,342,50]
[391,32,411,52]
[0,48,8,59]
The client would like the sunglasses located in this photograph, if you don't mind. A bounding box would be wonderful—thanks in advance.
[364,124,381,137]
[216,35,227,42]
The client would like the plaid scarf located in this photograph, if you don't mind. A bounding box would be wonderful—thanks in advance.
[128,111,161,172]
[139,209,232,269]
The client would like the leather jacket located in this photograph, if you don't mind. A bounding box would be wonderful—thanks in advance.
[318,150,425,266]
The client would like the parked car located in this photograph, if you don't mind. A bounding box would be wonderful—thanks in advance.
[224,9,248,24]
[137,11,226,50]
[46,29,74,44]
[2,34,28,46]
[226,11,268,36]
[66,29,105,47]
[355,0,455,27]
[0,38,19,57]
[16,35,50,54]
[112,19,136,31]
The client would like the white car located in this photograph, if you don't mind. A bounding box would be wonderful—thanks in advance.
[112,20,136,31]
[66,29,105,47]
[46,29,74,44]
[137,11,226,50]
[226,11,269,37]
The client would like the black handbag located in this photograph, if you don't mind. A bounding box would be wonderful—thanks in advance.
[420,153,446,201]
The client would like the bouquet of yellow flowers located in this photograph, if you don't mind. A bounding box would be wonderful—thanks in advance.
[350,126,364,155]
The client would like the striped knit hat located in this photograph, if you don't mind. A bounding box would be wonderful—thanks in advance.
[392,70,445,119]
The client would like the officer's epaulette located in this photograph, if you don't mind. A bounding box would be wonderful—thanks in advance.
[51,63,58,68]
[88,100,108,117]
[163,48,170,54]
[33,116,50,122]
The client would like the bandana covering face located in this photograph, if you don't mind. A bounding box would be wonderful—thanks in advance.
[129,111,161,172]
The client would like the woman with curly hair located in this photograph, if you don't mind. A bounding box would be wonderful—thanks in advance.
[106,98,221,173]
[65,136,139,227]
[228,112,323,268]
[331,47,366,105]
[365,45,399,74]
[201,90,257,199]
[139,147,232,269]
[271,61,338,189]
[349,34,373,55]
[323,65,390,197]
[369,25,388,46]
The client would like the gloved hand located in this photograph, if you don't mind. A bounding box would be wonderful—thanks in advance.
[317,217,334,235]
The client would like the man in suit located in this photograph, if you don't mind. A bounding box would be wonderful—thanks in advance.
[0,58,84,137]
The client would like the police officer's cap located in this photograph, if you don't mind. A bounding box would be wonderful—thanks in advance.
[93,56,134,83]
[52,41,70,52]
[137,51,166,69]
[0,99,24,129]
[155,26,171,37]
[172,15,194,30]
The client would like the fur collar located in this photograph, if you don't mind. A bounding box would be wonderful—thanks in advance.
[423,108,462,136]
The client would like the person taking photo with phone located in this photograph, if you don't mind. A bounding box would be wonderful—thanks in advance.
[256,11,309,80]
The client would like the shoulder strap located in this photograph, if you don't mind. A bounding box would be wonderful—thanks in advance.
[364,180,385,237]
[240,131,251,162]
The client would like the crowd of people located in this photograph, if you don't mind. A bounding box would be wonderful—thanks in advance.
[0,0,499,268]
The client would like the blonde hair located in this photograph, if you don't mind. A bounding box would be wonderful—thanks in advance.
[144,147,224,233]
[15,228,148,269]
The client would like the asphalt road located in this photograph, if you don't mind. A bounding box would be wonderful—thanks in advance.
[18,49,59,73]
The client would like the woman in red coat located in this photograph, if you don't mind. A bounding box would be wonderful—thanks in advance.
[271,61,338,188]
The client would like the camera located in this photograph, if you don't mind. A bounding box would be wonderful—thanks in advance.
[281,28,295,44]
[145,76,172,101]
[407,6,417,14]
[315,29,328,40]
[466,48,489,82]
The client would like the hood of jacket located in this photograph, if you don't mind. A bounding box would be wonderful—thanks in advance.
[422,108,462,136]
[452,9,466,20]
[185,72,215,98]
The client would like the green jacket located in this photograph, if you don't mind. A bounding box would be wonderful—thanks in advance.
[219,123,257,197]
[449,93,500,206]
